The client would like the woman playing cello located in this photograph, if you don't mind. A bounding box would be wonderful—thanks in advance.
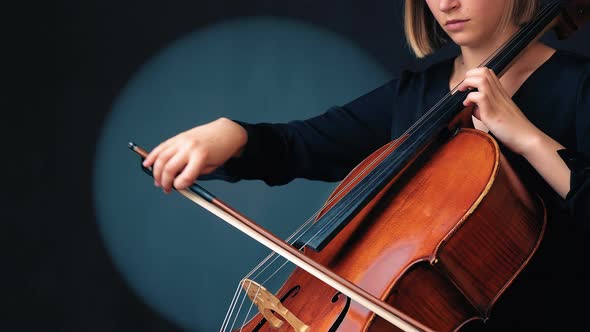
[141,0,589,330]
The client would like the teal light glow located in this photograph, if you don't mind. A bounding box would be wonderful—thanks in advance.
[93,16,390,331]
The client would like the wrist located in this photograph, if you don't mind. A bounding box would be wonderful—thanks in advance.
[218,117,248,158]
[520,130,564,161]
[519,130,543,158]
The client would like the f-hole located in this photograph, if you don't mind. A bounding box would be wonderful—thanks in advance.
[328,292,351,332]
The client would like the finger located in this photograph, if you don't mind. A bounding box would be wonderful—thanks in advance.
[463,67,497,83]
[457,76,487,92]
[465,67,488,79]
[472,105,481,121]
[484,67,499,79]
[462,97,482,122]
[173,154,206,190]
[152,146,177,187]
[488,70,509,99]
[200,165,218,175]
[465,92,494,122]
[143,139,172,167]
[462,91,484,107]
[160,152,189,193]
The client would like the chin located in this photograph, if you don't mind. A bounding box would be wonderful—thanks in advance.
[448,33,481,48]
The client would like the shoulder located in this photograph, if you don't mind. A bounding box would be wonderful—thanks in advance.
[393,57,455,111]
[552,49,590,66]
[549,49,590,78]
[526,49,590,103]
[550,49,590,101]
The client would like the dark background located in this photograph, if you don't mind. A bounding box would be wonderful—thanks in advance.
[8,1,589,331]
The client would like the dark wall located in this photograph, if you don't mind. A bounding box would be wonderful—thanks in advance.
[9,1,590,331]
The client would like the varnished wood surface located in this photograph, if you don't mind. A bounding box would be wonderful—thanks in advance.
[235,129,545,331]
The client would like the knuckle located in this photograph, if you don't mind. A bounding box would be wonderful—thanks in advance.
[471,68,484,76]
[190,148,208,162]
[175,179,187,188]
[162,165,176,178]
[472,93,483,101]
[183,136,197,146]
[160,149,173,159]
[152,162,162,175]
[173,178,184,188]
[177,177,192,188]
[178,172,193,182]
[181,139,201,155]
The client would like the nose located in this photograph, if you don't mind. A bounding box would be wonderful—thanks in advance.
[439,0,459,12]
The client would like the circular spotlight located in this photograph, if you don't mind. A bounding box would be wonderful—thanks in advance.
[93,16,389,331]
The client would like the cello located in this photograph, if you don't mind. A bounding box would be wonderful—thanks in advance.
[130,1,589,331]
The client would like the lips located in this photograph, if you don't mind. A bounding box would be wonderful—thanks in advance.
[445,19,469,25]
[444,19,470,32]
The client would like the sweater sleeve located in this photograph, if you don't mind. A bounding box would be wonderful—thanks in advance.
[202,79,399,186]
[561,64,590,228]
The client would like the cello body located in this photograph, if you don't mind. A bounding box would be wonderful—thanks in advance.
[237,128,546,331]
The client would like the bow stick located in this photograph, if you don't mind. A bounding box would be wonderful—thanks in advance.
[128,142,432,332]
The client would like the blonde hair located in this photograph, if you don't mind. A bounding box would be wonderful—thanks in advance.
[404,0,538,58]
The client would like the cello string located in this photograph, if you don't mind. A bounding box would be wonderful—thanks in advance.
[227,287,249,332]
[222,3,557,327]
[224,142,424,328]
[221,143,397,328]
[222,146,389,321]
[228,281,259,332]
[236,132,402,281]
[220,283,245,331]
[260,258,292,285]
[238,285,263,332]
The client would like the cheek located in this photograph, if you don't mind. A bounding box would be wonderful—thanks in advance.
[432,13,445,27]
[477,3,505,29]
[424,1,444,26]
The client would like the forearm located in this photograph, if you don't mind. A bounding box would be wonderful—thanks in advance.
[522,131,570,199]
